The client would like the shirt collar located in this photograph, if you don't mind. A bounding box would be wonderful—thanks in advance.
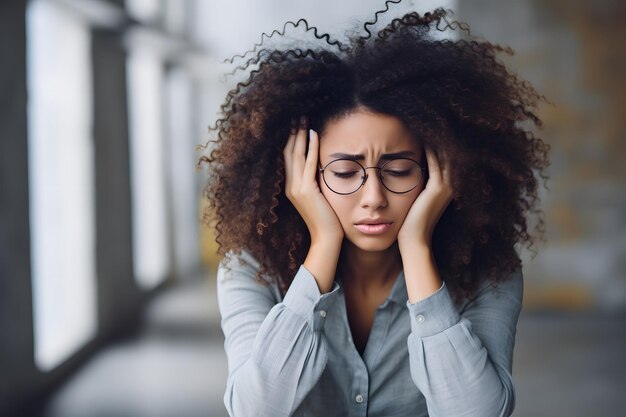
[336,269,408,306]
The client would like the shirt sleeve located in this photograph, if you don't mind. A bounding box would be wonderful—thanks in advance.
[217,252,341,417]
[405,268,524,417]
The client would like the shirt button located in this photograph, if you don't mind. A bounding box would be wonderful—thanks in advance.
[319,310,327,318]
[415,314,425,323]
[355,394,364,403]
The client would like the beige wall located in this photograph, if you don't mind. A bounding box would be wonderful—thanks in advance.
[458,0,626,310]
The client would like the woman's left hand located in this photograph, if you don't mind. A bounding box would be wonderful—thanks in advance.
[397,146,454,250]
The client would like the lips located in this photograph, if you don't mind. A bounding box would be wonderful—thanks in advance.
[354,220,393,235]
[355,218,392,225]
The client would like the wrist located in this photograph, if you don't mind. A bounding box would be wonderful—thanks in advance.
[401,244,442,303]
[305,238,342,294]
[398,236,432,256]
[310,232,344,249]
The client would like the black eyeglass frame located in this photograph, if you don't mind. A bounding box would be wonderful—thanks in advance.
[318,157,426,195]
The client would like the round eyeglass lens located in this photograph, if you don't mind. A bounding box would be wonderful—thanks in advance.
[322,159,364,194]
[322,158,422,194]
[380,158,423,193]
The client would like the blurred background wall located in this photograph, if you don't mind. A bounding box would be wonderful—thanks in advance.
[458,0,626,312]
[0,0,624,416]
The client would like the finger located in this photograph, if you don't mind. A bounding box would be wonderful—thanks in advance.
[293,124,308,160]
[440,152,452,185]
[424,146,442,182]
[283,129,297,186]
[292,122,308,176]
[283,119,297,156]
[304,129,319,182]
[432,146,453,186]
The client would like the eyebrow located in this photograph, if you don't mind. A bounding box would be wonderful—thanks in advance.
[329,150,416,161]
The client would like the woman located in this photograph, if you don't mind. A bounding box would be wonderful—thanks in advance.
[199,4,550,416]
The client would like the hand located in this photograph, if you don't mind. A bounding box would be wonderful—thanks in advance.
[283,118,344,246]
[397,146,454,250]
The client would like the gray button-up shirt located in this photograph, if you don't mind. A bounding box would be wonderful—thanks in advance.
[217,250,523,417]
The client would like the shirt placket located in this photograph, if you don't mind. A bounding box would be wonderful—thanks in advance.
[337,290,393,417]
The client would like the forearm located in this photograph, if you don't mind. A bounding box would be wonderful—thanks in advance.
[400,242,443,303]
[225,303,328,417]
[408,323,513,417]
[219,262,341,416]
[304,238,342,294]
[403,268,523,417]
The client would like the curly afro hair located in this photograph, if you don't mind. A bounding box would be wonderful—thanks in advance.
[197,4,550,302]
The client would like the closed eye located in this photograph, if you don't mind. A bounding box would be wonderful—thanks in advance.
[383,169,411,177]
[332,170,360,179]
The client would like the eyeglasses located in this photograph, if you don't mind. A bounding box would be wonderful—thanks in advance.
[319,158,425,195]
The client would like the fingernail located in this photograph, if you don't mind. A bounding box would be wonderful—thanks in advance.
[309,129,316,139]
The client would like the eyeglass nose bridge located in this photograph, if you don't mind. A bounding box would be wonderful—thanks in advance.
[317,164,385,189]
[319,158,424,195]
[330,164,390,194]
[359,165,385,186]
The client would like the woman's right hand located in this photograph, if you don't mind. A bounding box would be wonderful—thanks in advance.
[283,118,344,247]
[284,118,343,292]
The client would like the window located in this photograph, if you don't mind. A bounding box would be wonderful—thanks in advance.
[127,49,171,289]
[166,68,200,277]
[27,0,97,371]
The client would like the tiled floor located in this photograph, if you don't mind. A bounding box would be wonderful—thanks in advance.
[41,276,626,417]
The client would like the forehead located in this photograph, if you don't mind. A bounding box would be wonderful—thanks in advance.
[320,110,419,153]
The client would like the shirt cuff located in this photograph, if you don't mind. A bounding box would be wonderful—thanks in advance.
[282,265,340,331]
[405,281,460,337]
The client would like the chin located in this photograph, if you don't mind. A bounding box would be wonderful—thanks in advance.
[344,235,398,253]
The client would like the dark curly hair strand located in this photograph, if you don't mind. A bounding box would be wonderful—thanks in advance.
[197,4,550,303]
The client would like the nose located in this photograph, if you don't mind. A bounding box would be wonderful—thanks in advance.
[360,168,387,209]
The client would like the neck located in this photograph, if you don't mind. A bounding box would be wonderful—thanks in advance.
[339,240,402,295]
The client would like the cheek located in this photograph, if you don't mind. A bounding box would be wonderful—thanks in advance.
[398,188,422,216]
[320,184,352,222]
[319,176,335,201]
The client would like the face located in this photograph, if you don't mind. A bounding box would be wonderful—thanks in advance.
[318,108,425,253]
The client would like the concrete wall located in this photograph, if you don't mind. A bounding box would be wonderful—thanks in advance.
[457,0,626,311]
